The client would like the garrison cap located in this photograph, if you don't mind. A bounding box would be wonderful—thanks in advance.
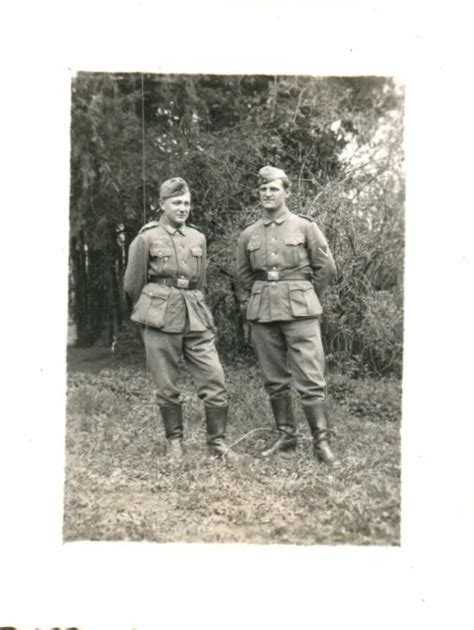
[160,177,190,201]
[258,165,289,185]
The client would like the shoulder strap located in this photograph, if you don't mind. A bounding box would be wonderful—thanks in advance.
[187,222,203,233]
[242,218,259,230]
[138,220,160,234]
[297,214,315,223]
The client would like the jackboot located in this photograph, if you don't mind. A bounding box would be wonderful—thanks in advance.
[160,405,185,461]
[261,394,297,457]
[205,406,237,460]
[303,400,339,466]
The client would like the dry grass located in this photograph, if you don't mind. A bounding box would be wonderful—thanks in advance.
[63,351,401,545]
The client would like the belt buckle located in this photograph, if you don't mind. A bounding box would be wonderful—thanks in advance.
[177,277,190,289]
[267,269,280,281]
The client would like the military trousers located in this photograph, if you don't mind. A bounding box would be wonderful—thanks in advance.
[250,317,326,404]
[141,326,228,408]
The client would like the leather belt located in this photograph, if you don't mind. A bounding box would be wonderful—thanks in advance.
[148,276,198,290]
[254,270,312,282]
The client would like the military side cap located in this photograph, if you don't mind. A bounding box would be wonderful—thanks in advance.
[258,165,289,184]
[160,177,189,201]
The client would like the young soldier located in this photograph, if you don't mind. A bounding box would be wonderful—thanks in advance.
[124,177,235,461]
[236,166,339,465]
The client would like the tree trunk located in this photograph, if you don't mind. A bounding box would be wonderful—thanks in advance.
[86,248,106,344]
[70,234,90,346]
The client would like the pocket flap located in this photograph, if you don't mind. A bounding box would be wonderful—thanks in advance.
[150,246,173,258]
[247,238,262,251]
[190,246,203,257]
[289,281,313,292]
[142,283,170,299]
[284,235,305,246]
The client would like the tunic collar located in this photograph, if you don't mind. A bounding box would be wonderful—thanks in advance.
[262,208,291,226]
[159,220,186,236]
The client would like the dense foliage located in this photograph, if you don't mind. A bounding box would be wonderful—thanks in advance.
[69,73,404,377]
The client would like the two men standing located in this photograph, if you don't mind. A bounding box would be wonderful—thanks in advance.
[124,167,338,465]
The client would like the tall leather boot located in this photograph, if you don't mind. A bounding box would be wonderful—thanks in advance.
[303,400,339,466]
[205,406,237,460]
[261,394,297,457]
[160,405,184,461]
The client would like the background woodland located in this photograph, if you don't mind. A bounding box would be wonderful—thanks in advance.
[69,73,404,377]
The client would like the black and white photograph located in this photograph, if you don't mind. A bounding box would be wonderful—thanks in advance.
[64,73,404,545]
[2,1,473,628]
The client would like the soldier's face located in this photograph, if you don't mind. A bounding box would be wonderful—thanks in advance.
[160,192,191,226]
[259,179,289,212]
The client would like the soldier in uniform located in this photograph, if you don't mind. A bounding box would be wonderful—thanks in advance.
[124,177,235,461]
[236,166,339,465]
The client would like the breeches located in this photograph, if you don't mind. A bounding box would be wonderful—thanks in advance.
[141,326,228,408]
[250,318,326,404]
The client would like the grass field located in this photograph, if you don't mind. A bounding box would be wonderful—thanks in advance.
[63,348,401,545]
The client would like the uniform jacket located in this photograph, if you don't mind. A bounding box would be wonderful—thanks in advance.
[124,220,215,333]
[236,208,336,322]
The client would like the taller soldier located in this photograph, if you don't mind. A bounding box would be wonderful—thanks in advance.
[236,166,339,465]
[124,177,235,460]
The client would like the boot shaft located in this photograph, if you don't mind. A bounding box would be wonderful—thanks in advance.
[270,394,296,435]
[205,406,238,459]
[302,400,339,465]
[160,405,184,440]
[261,394,297,457]
[205,405,228,446]
[302,400,330,442]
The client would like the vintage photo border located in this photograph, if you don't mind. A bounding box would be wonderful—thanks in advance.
[1,0,472,628]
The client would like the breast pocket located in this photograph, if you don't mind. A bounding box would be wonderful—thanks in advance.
[190,245,203,277]
[150,244,173,273]
[284,234,306,266]
[247,236,263,267]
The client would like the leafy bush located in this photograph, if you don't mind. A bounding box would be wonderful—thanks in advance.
[324,286,403,378]
[328,373,402,423]
[357,290,403,376]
